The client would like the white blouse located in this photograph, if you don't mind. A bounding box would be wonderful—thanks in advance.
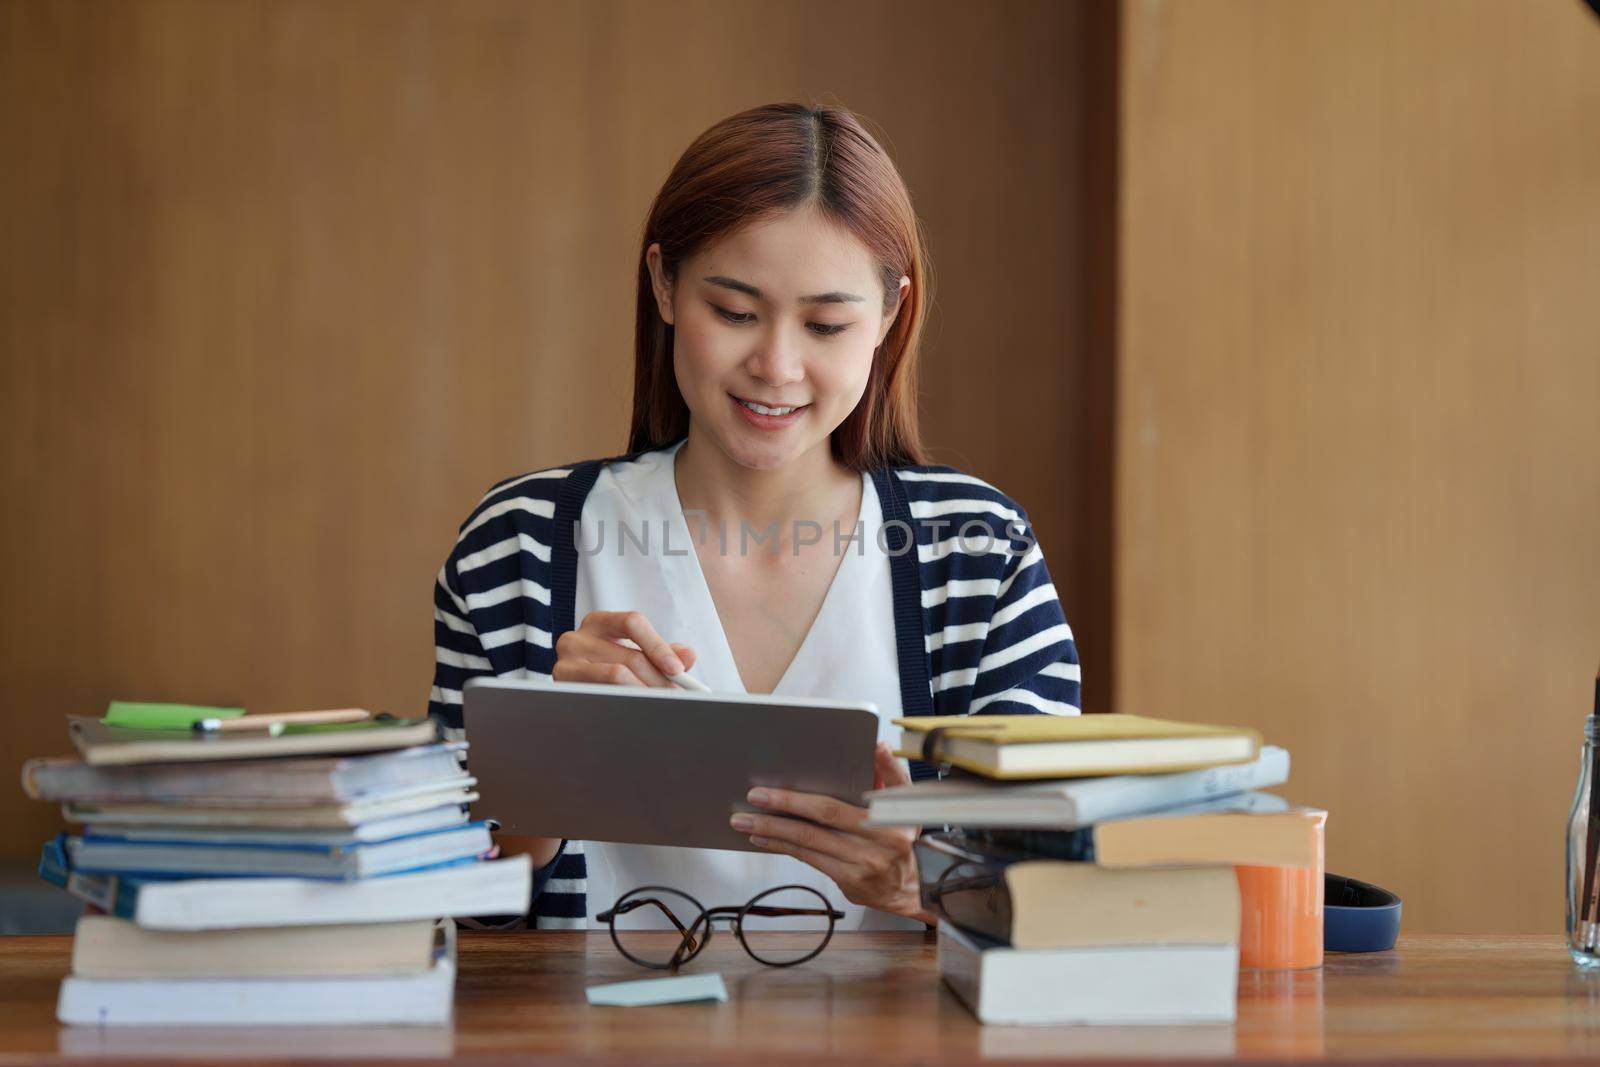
[571,438,922,932]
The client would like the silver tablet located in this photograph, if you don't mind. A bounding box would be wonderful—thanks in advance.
[461,677,881,852]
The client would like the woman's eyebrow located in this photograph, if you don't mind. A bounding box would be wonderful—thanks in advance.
[703,275,864,305]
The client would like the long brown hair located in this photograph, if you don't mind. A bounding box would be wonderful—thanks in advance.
[627,103,931,470]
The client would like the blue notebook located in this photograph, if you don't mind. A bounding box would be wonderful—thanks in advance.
[37,834,528,927]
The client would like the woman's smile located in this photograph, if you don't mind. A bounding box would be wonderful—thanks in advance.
[731,393,810,429]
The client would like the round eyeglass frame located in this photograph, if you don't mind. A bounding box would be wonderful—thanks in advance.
[596,883,844,970]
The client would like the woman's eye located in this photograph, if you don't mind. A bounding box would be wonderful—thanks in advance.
[711,305,850,338]
[712,306,755,325]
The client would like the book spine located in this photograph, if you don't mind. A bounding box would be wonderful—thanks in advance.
[20,759,52,800]
[922,887,1014,943]
[965,827,1095,861]
[37,834,70,889]
[41,833,155,921]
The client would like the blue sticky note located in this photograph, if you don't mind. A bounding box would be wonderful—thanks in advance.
[586,973,728,1006]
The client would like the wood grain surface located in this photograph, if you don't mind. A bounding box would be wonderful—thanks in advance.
[0,927,1600,1062]
[2,932,1600,1064]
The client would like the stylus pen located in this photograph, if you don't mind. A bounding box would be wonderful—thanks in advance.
[669,671,711,692]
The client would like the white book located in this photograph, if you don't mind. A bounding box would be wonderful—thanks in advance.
[867,746,1289,829]
[56,1024,457,1059]
[68,854,531,930]
[937,922,1237,1026]
[58,925,456,1026]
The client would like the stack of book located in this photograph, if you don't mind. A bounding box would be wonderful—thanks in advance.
[22,705,531,1026]
[868,714,1320,1026]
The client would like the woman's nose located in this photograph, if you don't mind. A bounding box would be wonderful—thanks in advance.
[743,325,806,387]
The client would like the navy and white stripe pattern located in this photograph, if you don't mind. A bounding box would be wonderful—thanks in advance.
[430,443,1080,928]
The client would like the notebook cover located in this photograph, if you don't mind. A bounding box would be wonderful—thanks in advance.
[886,750,1261,781]
[893,713,1259,745]
[68,716,441,766]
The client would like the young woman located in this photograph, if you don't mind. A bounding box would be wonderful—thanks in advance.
[429,103,1081,931]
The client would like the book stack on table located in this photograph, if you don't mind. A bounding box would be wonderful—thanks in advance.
[868,714,1322,1026]
[21,705,531,1026]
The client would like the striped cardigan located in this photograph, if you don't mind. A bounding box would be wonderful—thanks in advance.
[429,436,1081,927]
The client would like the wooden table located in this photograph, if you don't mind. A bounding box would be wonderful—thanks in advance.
[2,932,1599,1065]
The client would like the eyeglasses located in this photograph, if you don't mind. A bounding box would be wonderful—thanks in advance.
[595,883,845,971]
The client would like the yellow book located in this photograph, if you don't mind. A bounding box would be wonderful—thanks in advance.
[893,714,1261,780]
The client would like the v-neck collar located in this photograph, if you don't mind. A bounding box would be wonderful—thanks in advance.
[648,438,878,697]
[550,436,936,720]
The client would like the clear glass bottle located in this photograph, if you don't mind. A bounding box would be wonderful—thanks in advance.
[1567,715,1600,967]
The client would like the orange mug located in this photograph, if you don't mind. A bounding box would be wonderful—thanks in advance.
[1236,810,1327,969]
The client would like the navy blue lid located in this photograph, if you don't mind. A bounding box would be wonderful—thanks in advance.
[1324,873,1402,953]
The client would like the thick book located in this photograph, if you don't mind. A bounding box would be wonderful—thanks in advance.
[40,837,531,929]
[65,778,477,829]
[894,714,1261,779]
[67,821,494,880]
[915,824,1250,944]
[24,742,467,802]
[72,915,438,978]
[937,861,1240,950]
[66,715,441,767]
[865,746,1289,828]
[58,923,456,1025]
[82,801,469,846]
[937,922,1237,1025]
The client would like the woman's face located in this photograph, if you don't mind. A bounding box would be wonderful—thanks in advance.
[648,205,908,472]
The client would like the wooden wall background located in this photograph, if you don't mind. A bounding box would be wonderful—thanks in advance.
[1118,0,1600,933]
[9,0,1590,935]
[0,2,1114,863]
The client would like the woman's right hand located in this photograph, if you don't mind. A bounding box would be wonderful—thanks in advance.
[552,610,697,687]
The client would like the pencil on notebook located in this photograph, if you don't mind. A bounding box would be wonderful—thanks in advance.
[192,709,372,734]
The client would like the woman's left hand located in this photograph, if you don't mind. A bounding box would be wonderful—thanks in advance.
[731,741,936,924]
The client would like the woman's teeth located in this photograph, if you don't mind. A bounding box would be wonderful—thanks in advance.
[737,398,802,416]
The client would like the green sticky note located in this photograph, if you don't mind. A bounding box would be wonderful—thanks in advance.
[104,702,246,729]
